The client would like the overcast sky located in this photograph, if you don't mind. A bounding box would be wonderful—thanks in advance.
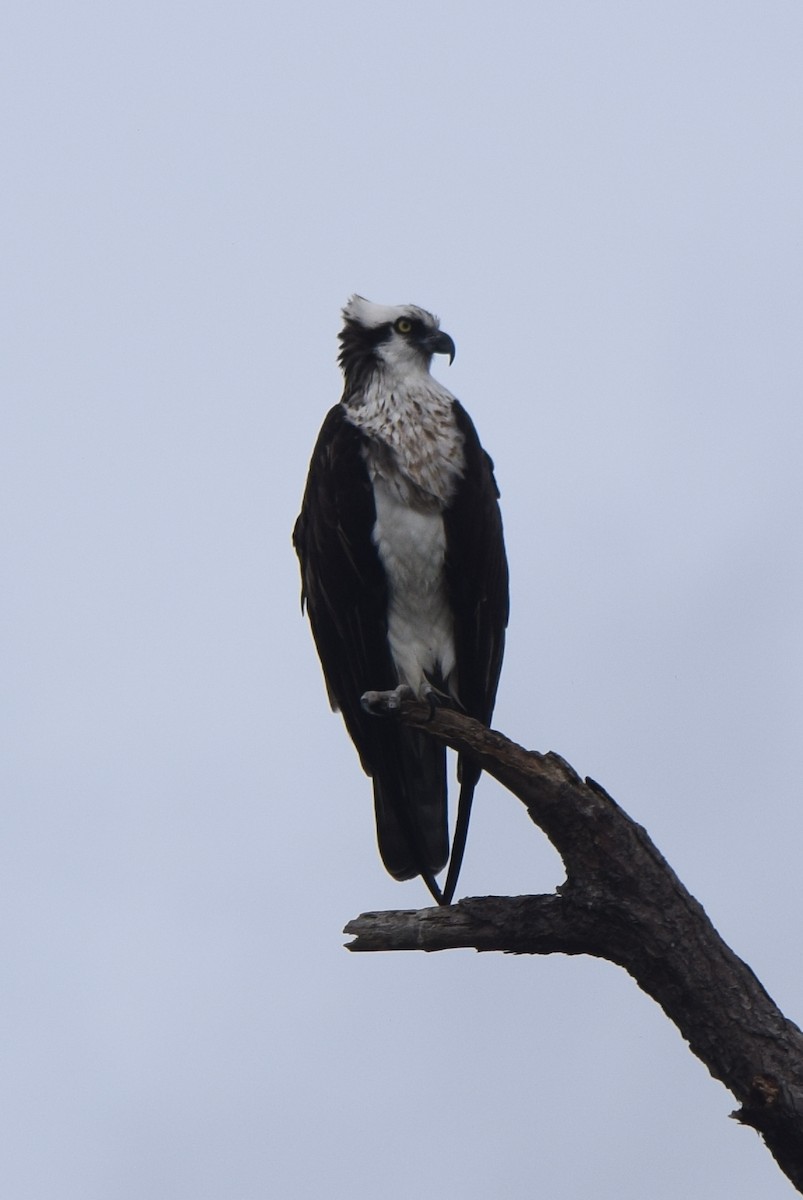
[3,1,803,1196]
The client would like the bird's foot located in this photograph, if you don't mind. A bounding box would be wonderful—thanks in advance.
[360,684,415,716]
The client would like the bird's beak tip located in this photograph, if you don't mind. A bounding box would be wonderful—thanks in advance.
[433,331,456,364]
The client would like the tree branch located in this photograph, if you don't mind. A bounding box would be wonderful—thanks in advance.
[344,701,803,1193]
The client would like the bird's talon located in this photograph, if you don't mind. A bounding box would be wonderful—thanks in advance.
[421,686,441,723]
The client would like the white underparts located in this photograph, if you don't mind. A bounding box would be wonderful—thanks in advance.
[371,477,456,697]
[345,345,466,700]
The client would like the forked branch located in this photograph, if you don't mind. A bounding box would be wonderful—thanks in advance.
[344,701,803,1192]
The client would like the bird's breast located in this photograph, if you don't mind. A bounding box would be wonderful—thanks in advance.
[345,380,465,507]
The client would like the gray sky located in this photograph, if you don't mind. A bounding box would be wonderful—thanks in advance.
[3,1,803,1196]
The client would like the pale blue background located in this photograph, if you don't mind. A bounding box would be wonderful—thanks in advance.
[3,2,802,1196]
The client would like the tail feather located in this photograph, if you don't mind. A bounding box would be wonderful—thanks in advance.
[372,727,448,883]
[441,760,480,904]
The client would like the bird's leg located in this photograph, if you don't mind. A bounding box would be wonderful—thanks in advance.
[360,684,415,716]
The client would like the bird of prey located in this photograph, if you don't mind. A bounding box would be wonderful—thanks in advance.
[293,296,508,904]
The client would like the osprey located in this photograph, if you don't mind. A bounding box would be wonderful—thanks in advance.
[293,297,508,904]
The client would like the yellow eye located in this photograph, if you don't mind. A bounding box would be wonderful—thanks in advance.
[395,317,413,334]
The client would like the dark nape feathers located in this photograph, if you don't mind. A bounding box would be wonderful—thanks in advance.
[337,319,390,401]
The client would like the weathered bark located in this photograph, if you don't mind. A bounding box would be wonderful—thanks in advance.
[344,701,803,1193]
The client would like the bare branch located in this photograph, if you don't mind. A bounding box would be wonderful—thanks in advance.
[345,895,581,953]
[344,701,803,1192]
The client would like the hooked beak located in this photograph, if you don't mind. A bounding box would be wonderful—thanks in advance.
[423,330,456,364]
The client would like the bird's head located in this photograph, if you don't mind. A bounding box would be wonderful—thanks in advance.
[338,296,455,393]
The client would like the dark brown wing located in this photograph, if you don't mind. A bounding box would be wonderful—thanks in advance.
[441,401,509,902]
[444,401,509,731]
[293,405,395,760]
[293,405,448,883]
